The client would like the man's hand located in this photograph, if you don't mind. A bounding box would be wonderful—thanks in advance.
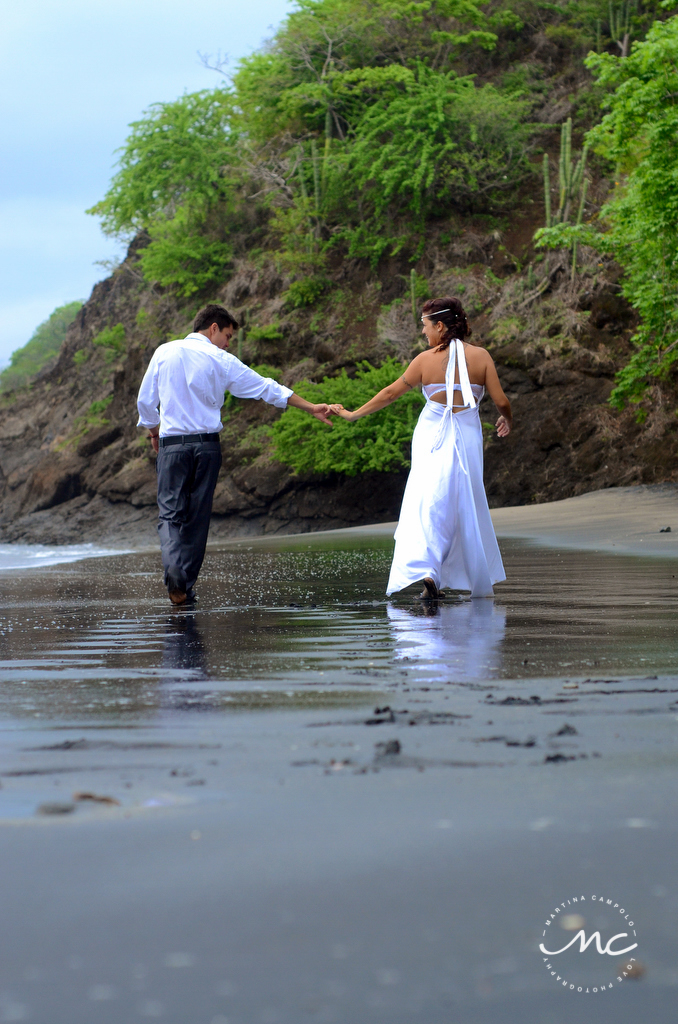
[148,430,159,453]
[311,403,332,425]
[287,393,332,425]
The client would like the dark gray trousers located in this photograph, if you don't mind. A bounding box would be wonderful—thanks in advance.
[156,440,222,592]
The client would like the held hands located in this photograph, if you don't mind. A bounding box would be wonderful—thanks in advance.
[311,403,333,426]
[496,415,511,438]
[329,404,357,422]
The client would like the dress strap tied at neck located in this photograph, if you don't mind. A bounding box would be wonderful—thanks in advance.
[430,339,475,461]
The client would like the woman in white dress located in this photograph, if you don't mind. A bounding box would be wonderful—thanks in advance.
[330,297,512,599]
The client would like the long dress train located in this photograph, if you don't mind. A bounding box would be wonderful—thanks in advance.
[386,339,505,598]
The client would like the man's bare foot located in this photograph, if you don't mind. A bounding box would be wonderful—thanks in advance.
[420,577,439,600]
[167,572,187,605]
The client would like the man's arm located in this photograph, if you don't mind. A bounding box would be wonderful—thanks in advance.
[226,360,331,424]
[137,353,161,452]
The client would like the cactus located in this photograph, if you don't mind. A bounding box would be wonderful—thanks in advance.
[543,119,588,229]
[609,0,635,58]
[542,118,590,278]
[322,102,333,194]
[410,268,418,327]
[543,154,551,228]
[527,263,535,290]
[311,139,321,213]
[297,145,308,202]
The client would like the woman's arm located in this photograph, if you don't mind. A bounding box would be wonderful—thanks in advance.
[331,357,423,422]
[483,353,513,437]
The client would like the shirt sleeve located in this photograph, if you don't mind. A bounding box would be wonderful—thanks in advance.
[136,351,161,428]
[225,357,293,409]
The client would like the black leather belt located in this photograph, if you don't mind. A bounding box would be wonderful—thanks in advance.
[159,433,220,446]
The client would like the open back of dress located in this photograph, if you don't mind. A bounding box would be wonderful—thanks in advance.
[386,339,506,598]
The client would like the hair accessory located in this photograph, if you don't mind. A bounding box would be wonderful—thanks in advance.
[421,309,451,318]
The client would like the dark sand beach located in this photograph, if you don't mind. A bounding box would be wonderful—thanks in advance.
[1,486,677,1023]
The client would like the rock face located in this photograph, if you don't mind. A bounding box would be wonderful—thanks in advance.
[1,236,677,547]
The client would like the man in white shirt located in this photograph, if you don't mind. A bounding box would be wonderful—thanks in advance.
[137,303,332,605]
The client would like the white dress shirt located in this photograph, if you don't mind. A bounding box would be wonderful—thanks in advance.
[136,333,293,436]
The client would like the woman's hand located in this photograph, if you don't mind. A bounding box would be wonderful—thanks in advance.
[496,415,511,438]
[329,404,357,422]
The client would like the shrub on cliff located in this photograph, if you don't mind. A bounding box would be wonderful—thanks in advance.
[269,359,424,475]
[0,301,82,392]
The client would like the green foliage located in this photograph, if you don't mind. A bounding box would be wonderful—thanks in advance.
[536,13,678,406]
[285,276,329,308]
[335,66,534,228]
[89,0,542,293]
[270,358,424,475]
[247,325,284,343]
[88,89,237,294]
[73,350,88,366]
[139,215,233,296]
[0,301,82,391]
[249,363,283,382]
[87,397,113,421]
[57,395,114,449]
[232,0,513,142]
[88,89,236,235]
[92,323,126,362]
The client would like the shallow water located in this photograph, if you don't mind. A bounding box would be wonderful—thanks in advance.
[0,534,677,1023]
[1,537,677,718]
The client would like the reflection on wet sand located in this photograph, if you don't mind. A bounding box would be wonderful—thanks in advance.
[387,600,507,680]
[162,614,208,681]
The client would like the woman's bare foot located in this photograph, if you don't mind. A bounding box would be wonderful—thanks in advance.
[420,577,439,600]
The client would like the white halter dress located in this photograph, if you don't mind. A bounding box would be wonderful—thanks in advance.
[386,339,506,598]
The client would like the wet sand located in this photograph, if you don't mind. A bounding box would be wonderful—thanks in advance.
[1,495,678,1022]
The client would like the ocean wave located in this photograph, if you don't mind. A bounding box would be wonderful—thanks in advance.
[0,543,127,572]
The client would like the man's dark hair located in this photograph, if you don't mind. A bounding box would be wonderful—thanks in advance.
[193,303,239,333]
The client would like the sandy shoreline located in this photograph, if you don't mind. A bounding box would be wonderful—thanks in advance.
[213,483,678,559]
[2,484,676,570]
[1,499,677,1021]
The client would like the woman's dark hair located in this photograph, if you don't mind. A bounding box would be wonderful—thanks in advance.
[193,303,239,332]
[421,297,471,346]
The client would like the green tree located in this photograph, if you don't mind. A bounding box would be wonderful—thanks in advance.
[0,301,82,392]
[88,89,236,235]
[88,89,237,294]
[535,13,678,407]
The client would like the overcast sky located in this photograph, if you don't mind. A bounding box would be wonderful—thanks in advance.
[0,0,291,366]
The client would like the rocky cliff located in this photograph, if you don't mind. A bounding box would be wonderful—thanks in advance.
[1,223,677,548]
